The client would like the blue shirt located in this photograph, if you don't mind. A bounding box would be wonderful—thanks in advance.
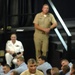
[13,62,28,74]
[0,71,12,75]
[0,65,3,73]
[37,62,52,75]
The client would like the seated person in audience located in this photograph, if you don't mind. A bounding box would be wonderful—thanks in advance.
[10,71,19,75]
[70,64,75,75]
[51,67,59,75]
[37,56,52,75]
[5,33,24,67]
[1,64,12,75]
[20,58,44,75]
[61,59,72,71]
[12,57,28,74]
[60,65,70,75]
[0,63,3,73]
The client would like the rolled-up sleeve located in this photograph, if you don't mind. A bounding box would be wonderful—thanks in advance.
[51,14,57,24]
[33,14,39,25]
[19,42,24,52]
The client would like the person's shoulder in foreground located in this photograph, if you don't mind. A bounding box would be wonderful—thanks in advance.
[20,69,44,75]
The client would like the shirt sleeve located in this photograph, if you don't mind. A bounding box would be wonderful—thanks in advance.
[19,42,24,52]
[6,40,10,51]
[33,14,39,25]
[50,13,57,24]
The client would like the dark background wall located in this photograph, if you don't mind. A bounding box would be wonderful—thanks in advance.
[0,0,75,28]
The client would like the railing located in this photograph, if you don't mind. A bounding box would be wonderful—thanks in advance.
[48,0,72,51]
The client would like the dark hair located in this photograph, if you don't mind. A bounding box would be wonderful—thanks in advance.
[17,57,24,62]
[46,69,51,75]
[3,64,10,68]
[27,58,36,65]
[62,65,70,74]
[43,4,49,8]
[38,56,47,62]
[11,71,19,75]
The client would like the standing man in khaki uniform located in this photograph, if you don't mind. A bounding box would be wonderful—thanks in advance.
[33,4,57,59]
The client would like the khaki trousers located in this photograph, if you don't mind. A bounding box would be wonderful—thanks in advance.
[34,32,49,59]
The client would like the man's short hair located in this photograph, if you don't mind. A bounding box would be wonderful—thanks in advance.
[27,58,36,65]
[38,56,47,62]
[62,65,70,73]
[51,67,59,75]
[61,59,69,63]
[43,4,49,8]
[3,64,10,68]
[11,71,19,75]
[10,33,17,37]
[17,57,24,61]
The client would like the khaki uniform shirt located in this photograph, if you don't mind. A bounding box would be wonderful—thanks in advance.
[33,12,57,37]
[20,69,44,75]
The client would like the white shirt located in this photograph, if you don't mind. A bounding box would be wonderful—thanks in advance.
[68,62,73,69]
[6,40,24,53]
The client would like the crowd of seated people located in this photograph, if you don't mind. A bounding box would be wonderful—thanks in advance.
[0,55,75,75]
[0,33,74,75]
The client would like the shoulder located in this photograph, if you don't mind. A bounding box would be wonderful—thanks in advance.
[16,40,22,44]
[48,13,54,17]
[35,12,42,17]
[36,70,44,75]
[6,40,11,44]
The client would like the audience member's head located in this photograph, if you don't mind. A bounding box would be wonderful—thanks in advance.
[71,64,75,75]
[62,65,70,74]
[51,67,59,75]
[17,57,24,66]
[38,56,47,65]
[10,71,19,75]
[61,59,69,69]
[10,33,17,43]
[3,64,10,74]
[27,58,37,74]
[46,69,51,75]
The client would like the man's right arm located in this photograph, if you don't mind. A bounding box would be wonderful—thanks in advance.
[6,41,15,55]
[33,14,44,31]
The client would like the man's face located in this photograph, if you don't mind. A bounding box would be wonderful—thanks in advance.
[17,59,22,66]
[3,66,10,74]
[28,63,36,74]
[42,5,49,14]
[61,61,68,68]
[38,58,44,65]
[10,34,17,42]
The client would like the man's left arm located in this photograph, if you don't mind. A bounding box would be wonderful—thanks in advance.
[17,42,24,57]
[45,14,57,34]
[50,14,57,30]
